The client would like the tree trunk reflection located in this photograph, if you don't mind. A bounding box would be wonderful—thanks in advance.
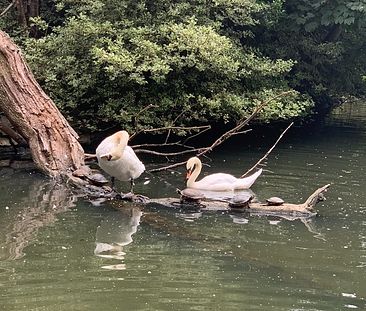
[1,180,77,260]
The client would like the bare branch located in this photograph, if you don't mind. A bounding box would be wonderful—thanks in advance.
[148,90,295,173]
[132,125,210,137]
[0,1,14,18]
[0,118,27,145]
[164,110,185,144]
[181,125,211,144]
[130,103,157,138]
[195,91,295,158]
[240,122,294,178]
[132,142,184,148]
[228,129,252,136]
[84,153,97,160]
[148,160,188,172]
[135,148,204,157]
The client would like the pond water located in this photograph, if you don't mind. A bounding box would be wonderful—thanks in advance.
[0,102,365,311]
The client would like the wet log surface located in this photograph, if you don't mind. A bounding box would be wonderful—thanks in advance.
[71,174,330,220]
[147,184,330,219]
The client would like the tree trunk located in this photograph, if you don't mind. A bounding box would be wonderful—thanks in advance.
[0,30,84,177]
[14,0,40,37]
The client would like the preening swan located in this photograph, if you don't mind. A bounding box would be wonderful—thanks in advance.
[96,130,145,193]
[186,157,262,191]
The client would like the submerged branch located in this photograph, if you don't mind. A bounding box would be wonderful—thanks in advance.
[148,184,331,217]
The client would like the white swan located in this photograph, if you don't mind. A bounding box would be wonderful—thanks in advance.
[186,157,262,191]
[96,130,145,193]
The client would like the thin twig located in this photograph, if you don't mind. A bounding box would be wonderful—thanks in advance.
[0,1,14,17]
[181,125,211,144]
[132,142,184,148]
[134,125,210,135]
[131,125,211,147]
[148,90,295,173]
[130,104,157,139]
[228,129,252,136]
[196,91,295,158]
[240,122,294,178]
[134,148,204,157]
[148,160,187,172]
[84,153,97,160]
[164,111,185,144]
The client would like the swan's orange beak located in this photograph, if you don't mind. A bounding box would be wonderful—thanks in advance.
[186,170,192,180]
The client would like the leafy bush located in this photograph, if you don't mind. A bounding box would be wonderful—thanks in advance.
[11,0,364,133]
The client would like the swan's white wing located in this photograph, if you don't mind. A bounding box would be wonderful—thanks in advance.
[96,145,145,181]
[121,146,145,180]
[193,173,238,191]
[192,169,262,191]
[96,135,115,158]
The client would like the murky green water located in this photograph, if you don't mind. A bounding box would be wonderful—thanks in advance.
[1,103,365,310]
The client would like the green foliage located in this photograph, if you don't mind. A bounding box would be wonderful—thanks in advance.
[8,0,311,133]
[287,0,366,30]
[257,0,366,111]
[7,0,352,133]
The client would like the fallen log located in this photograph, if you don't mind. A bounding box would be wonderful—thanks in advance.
[148,184,330,218]
[76,175,330,220]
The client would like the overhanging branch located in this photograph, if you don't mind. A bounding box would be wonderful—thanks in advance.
[0,1,14,18]
[148,90,295,173]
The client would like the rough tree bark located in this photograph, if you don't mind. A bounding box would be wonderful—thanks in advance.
[0,30,84,177]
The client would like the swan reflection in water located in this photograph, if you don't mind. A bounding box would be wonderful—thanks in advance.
[94,207,142,270]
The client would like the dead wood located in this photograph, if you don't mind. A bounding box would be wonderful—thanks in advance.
[148,184,330,218]
[0,1,14,17]
[0,115,27,145]
[72,175,330,219]
[241,122,294,177]
[148,90,295,173]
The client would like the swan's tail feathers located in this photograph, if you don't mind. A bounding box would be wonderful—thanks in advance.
[238,168,263,189]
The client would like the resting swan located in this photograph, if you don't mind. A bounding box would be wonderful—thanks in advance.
[186,157,262,191]
[96,130,145,193]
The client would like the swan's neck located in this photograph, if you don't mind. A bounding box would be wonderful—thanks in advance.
[187,160,202,187]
